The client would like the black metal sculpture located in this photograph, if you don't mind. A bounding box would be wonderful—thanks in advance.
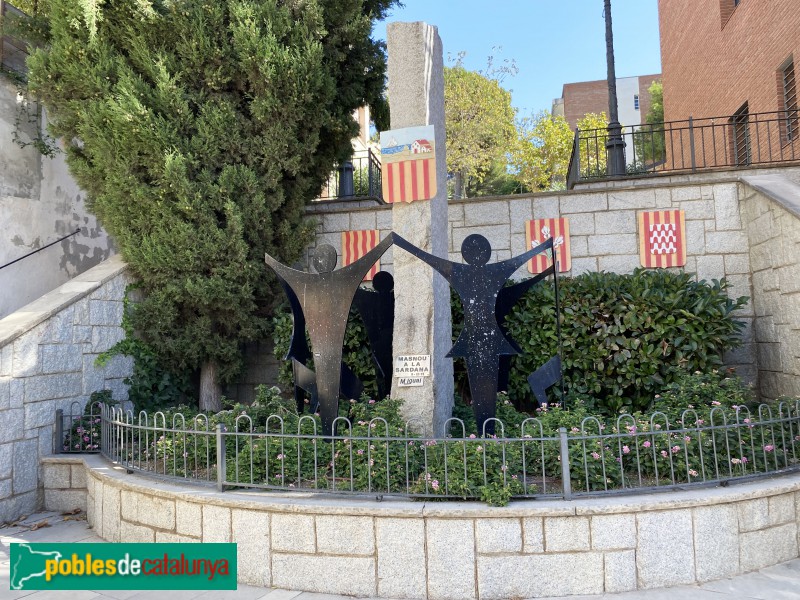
[394,233,552,435]
[353,271,395,400]
[265,235,393,436]
[495,265,555,394]
[276,274,363,414]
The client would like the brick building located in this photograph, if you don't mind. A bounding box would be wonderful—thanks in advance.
[658,0,799,164]
[552,74,662,131]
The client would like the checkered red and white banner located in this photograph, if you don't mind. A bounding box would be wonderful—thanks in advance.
[341,229,380,281]
[525,218,571,274]
[638,210,686,268]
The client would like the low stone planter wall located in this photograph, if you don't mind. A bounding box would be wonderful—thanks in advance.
[43,455,800,599]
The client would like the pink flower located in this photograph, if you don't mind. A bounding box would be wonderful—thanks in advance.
[741,457,749,463]
[431,479,440,491]
[711,401,721,406]
[764,445,775,453]
[276,453,285,460]
[689,469,698,477]
[671,445,681,454]
[622,445,630,454]
[357,449,364,455]
[684,436,691,443]
[660,450,668,458]
[368,399,376,404]
[469,434,477,439]
[643,441,651,448]
[591,451,600,460]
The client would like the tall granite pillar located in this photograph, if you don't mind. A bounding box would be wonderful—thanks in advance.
[387,22,454,436]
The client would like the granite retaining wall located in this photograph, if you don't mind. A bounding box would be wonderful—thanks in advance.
[44,455,800,599]
[0,256,133,522]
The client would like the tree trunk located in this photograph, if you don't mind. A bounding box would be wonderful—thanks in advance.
[199,360,223,413]
[454,170,465,199]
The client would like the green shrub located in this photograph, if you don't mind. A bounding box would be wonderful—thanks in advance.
[97,286,193,413]
[504,269,748,414]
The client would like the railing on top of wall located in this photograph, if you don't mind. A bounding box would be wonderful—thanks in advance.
[81,400,800,501]
[316,148,384,204]
[567,109,800,189]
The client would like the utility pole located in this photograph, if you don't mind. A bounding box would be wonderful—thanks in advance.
[604,0,626,176]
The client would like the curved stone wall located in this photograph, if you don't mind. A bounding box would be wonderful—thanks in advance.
[44,455,800,599]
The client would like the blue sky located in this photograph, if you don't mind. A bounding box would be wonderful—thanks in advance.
[372,0,662,117]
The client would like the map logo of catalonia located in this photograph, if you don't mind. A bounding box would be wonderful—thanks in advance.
[10,544,62,590]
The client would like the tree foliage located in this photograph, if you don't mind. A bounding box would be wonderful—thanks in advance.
[444,55,516,198]
[26,0,397,409]
[632,80,666,167]
[510,111,608,190]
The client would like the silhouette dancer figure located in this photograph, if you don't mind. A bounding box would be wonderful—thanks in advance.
[265,235,393,436]
[353,271,395,401]
[276,274,363,415]
[495,264,556,394]
[394,234,552,435]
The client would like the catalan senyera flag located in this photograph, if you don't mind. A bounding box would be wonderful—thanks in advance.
[638,210,686,268]
[525,218,571,274]
[341,230,380,281]
[379,125,437,204]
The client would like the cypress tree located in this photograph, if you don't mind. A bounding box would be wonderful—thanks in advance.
[26,0,396,410]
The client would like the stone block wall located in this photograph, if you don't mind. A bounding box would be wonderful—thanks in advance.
[307,176,759,382]
[0,256,133,523]
[740,175,800,400]
[44,454,800,599]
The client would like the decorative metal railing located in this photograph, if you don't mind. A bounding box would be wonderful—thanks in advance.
[86,400,800,501]
[567,110,800,189]
[317,148,383,203]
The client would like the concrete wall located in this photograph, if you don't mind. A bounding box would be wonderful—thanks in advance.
[308,175,759,384]
[44,454,800,598]
[0,256,133,523]
[741,175,800,400]
[0,76,113,319]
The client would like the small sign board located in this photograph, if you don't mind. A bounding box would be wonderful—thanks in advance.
[393,354,431,378]
[397,377,424,387]
[380,125,437,203]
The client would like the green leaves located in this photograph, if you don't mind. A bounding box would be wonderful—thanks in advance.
[505,269,748,415]
[28,0,398,393]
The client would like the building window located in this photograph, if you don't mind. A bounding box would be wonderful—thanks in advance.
[634,95,640,110]
[730,103,751,166]
[781,59,798,142]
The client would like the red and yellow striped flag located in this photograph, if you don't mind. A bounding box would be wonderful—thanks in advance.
[382,158,436,204]
[341,230,380,281]
[525,218,571,274]
[638,210,686,268]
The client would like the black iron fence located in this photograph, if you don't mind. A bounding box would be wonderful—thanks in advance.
[55,401,103,454]
[90,400,800,501]
[567,110,800,189]
[317,148,383,203]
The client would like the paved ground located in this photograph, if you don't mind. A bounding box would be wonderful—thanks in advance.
[1,512,799,600]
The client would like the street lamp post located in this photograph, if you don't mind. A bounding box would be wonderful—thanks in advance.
[604,0,626,176]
